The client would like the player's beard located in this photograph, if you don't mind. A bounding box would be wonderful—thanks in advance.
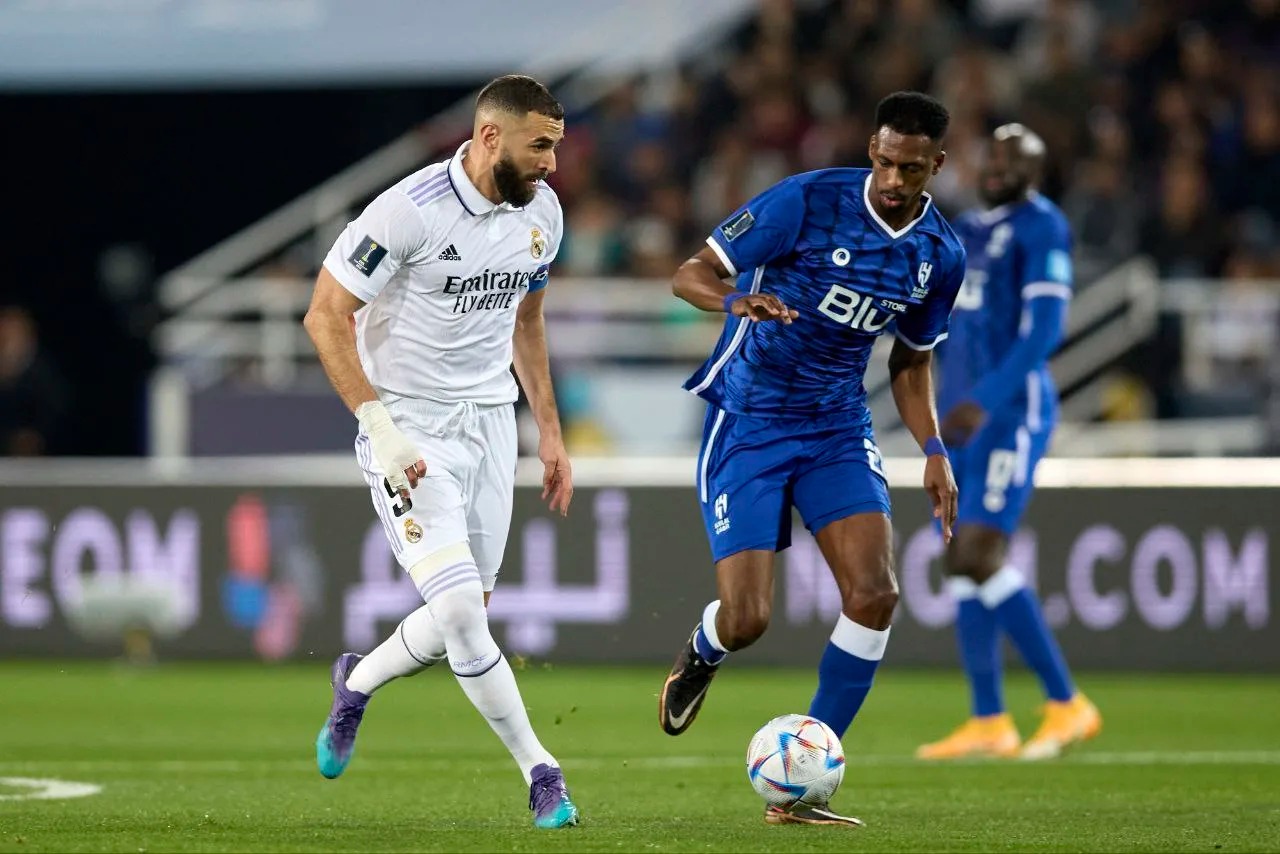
[493,151,541,208]
[980,172,1023,207]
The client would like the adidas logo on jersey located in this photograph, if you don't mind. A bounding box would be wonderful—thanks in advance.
[438,244,462,261]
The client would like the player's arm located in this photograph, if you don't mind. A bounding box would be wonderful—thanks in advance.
[513,285,573,516]
[943,222,1073,443]
[888,340,956,541]
[673,247,797,323]
[944,298,1067,444]
[892,249,967,540]
[305,189,429,495]
[304,269,425,496]
[888,340,943,450]
[674,177,806,323]
[304,269,378,414]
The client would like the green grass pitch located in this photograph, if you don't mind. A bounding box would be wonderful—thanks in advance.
[1,661,1277,852]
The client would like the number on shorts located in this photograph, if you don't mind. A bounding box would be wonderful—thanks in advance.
[983,450,1016,513]
[382,477,414,517]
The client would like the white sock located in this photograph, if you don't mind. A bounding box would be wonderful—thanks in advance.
[701,600,730,653]
[427,573,556,785]
[978,566,1025,609]
[346,604,447,695]
[454,654,557,785]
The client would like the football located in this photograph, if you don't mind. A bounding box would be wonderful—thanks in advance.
[746,714,846,808]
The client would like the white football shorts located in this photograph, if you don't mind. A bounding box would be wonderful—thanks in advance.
[355,399,516,592]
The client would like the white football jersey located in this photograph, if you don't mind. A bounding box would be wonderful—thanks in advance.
[323,141,562,406]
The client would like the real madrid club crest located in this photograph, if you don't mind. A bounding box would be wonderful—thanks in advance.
[530,227,546,259]
[403,517,423,544]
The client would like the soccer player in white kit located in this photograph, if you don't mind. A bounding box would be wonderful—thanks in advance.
[304,75,579,829]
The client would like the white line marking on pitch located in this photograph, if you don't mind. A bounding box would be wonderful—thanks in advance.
[2,750,1279,774]
[0,777,102,801]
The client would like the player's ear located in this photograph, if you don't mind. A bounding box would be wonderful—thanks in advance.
[478,119,502,152]
[932,150,947,175]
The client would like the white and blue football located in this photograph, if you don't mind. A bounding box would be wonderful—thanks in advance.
[746,714,846,808]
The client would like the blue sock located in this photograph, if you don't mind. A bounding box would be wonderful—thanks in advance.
[692,600,727,666]
[806,615,888,739]
[950,578,1004,717]
[983,567,1074,702]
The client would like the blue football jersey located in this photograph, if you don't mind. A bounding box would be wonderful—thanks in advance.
[684,168,967,425]
[937,194,1074,426]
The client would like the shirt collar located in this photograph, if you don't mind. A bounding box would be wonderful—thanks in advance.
[448,140,504,216]
[862,172,932,239]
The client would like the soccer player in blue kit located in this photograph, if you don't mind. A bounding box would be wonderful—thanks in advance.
[916,124,1101,762]
[657,92,964,826]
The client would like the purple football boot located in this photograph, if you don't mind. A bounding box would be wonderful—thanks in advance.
[528,763,580,828]
[315,653,370,779]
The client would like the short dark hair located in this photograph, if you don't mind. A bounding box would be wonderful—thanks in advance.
[874,91,950,141]
[476,75,564,121]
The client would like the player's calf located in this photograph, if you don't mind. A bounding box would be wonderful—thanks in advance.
[661,549,775,735]
[714,592,772,650]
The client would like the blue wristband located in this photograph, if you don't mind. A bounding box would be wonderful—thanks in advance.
[723,290,746,313]
[924,436,947,458]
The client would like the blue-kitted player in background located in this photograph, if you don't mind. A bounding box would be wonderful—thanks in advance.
[657,92,964,826]
[917,124,1102,762]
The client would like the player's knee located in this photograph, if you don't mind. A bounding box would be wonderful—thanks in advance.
[427,587,487,639]
[719,599,771,650]
[845,578,898,627]
[410,542,487,639]
[946,538,999,583]
[857,586,899,617]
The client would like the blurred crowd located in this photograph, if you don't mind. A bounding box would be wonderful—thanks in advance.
[4,0,1279,456]
[549,0,1280,427]
[552,0,1280,288]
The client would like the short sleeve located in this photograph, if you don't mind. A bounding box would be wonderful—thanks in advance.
[706,177,806,277]
[1016,213,1074,300]
[895,247,966,351]
[323,189,430,303]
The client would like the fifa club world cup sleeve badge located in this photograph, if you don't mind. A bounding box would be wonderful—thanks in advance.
[348,235,388,277]
[530,227,547,259]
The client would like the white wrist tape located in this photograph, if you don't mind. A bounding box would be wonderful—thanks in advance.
[356,400,421,492]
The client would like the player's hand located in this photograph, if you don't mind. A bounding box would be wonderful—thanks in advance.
[539,436,574,517]
[924,453,958,544]
[940,401,986,447]
[730,293,799,325]
[356,400,427,499]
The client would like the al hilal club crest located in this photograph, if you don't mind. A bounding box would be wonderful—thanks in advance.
[530,227,547,259]
[913,260,933,299]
